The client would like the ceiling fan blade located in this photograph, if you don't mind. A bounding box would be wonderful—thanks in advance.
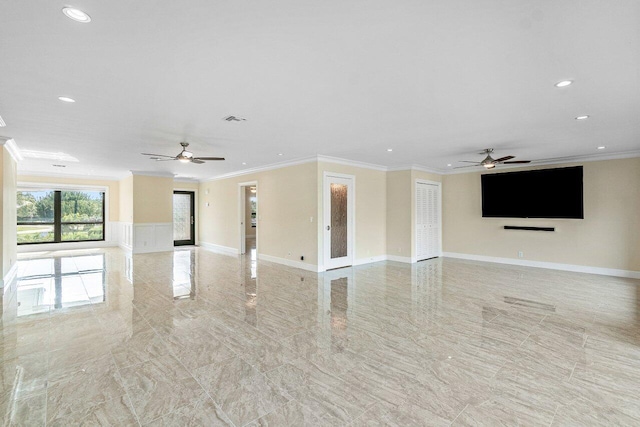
[191,159,205,164]
[459,161,481,164]
[454,164,480,169]
[193,157,225,161]
[494,155,515,162]
[141,153,176,158]
[503,160,531,164]
[154,158,177,162]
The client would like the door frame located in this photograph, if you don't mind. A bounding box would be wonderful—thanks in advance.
[414,179,442,261]
[323,172,355,270]
[173,190,196,246]
[239,181,258,255]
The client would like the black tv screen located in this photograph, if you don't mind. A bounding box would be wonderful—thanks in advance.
[481,166,584,219]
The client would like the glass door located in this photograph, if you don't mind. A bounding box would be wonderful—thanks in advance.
[173,191,195,246]
[323,173,354,270]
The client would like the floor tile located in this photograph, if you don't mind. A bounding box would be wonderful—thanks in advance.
[2,247,638,425]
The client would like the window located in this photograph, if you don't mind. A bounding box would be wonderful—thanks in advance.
[17,189,105,244]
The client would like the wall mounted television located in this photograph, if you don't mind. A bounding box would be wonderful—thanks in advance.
[481,166,584,219]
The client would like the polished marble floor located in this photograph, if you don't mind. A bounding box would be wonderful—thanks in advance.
[1,245,640,426]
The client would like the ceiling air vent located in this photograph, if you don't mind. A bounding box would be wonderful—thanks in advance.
[223,115,246,122]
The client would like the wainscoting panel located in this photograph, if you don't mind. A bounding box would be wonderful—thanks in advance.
[132,223,173,254]
[119,222,133,251]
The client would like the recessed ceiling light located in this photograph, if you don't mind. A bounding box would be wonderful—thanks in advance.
[387,148,393,152]
[447,164,452,167]
[0,115,6,127]
[597,146,606,150]
[62,7,91,23]
[555,80,573,88]
[575,115,589,120]
[278,153,283,156]
[58,96,75,103]
[242,162,247,165]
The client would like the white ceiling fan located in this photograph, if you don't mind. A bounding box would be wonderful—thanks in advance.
[142,142,225,164]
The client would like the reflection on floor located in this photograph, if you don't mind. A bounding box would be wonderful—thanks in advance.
[1,247,640,425]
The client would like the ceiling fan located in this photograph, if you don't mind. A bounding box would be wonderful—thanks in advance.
[456,148,531,169]
[142,142,225,164]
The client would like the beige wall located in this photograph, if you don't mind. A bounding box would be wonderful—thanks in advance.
[1,147,17,279]
[119,175,133,223]
[386,170,412,258]
[442,158,640,271]
[132,175,173,223]
[200,162,318,264]
[174,181,199,191]
[317,162,387,263]
[18,175,120,222]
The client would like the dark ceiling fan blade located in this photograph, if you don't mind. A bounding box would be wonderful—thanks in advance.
[494,155,515,162]
[142,153,176,158]
[503,160,531,164]
[191,159,205,164]
[459,161,481,164]
[154,158,177,162]
[193,157,225,161]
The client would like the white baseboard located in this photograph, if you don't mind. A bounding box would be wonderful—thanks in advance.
[386,255,413,263]
[443,252,640,279]
[199,242,239,257]
[354,255,388,266]
[258,254,320,272]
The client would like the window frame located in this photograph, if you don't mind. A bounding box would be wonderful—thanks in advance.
[17,189,106,245]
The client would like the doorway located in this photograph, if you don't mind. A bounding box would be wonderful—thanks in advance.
[173,191,195,246]
[239,182,258,255]
[415,180,441,261]
[323,173,355,270]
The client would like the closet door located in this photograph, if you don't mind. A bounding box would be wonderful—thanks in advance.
[416,181,441,261]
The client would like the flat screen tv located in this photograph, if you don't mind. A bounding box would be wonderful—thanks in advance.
[481,166,584,219]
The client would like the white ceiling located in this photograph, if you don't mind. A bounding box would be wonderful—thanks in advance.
[1,0,639,180]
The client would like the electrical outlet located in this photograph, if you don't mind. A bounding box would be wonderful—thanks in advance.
[518,251,523,258]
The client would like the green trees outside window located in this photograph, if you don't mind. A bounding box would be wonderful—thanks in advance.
[17,190,105,244]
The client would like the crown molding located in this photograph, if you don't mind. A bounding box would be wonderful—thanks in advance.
[129,170,176,178]
[316,155,388,171]
[173,177,200,183]
[202,156,319,182]
[0,137,23,163]
[203,154,445,182]
[387,164,446,174]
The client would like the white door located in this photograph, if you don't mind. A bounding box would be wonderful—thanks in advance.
[416,181,441,261]
[323,173,354,270]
